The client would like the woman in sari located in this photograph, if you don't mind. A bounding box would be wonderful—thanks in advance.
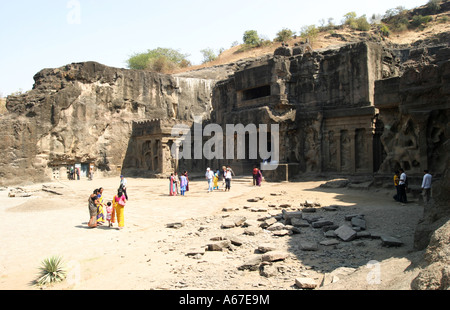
[169,173,177,196]
[96,187,105,224]
[255,168,263,187]
[112,188,126,229]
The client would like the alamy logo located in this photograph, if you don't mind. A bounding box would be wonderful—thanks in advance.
[171,116,280,170]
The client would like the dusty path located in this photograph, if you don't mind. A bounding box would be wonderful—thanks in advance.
[0,177,424,290]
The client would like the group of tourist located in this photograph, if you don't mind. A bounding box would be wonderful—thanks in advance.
[205,166,236,193]
[169,171,190,196]
[393,169,432,204]
[87,176,128,229]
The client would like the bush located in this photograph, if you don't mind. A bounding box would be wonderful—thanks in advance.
[299,25,319,43]
[427,0,442,14]
[379,23,391,37]
[275,28,295,42]
[200,48,218,64]
[243,30,261,46]
[343,12,370,31]
[127,48,190,73]
[410,15,433,30]
[36,256,66,286]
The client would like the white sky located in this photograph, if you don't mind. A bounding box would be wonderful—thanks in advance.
[0,0,427,97]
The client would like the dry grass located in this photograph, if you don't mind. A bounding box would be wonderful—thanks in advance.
[171,13,449,75]
[0,98,6,115]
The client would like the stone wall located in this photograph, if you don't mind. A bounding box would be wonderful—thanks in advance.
[0,62,215,186]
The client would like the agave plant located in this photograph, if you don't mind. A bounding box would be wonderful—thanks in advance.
[36,256,67,286]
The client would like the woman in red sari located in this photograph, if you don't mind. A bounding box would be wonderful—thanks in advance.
[169,173,177,196]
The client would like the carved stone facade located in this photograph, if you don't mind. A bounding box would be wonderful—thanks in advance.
[0,41,448,186]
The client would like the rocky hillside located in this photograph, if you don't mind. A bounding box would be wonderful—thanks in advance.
[175,0,450,75]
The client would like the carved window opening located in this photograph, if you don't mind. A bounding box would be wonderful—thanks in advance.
[242,85,271,101]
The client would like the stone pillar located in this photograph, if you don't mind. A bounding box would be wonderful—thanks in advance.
[350,129,356,174]
[414,114,429,172]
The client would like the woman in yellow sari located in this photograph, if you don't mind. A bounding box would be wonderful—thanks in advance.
[112,188,126,229]
[96,187,105,224]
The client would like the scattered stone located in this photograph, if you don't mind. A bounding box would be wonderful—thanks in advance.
[304,200,315,207]
[251,207,268,212]
[244,227,261,236]
[381,235,403,247]
[291,218,310,227]
[238,255,262,271]
[42,185,64,195]
[262,251,290,262]
[278,204,291,208]
[351,217,366,230]
[345,214,365,221]
[222,207,238,212]
[260,217,277,228]
[323,205,339,211]
[281,210,303,223]
[302,207,317,213]
[356,231,371,239]
[320,273,340,287]
[228,236,244,246]
[234,217,247,227]
[257,243,277,253]
[295,277,317,289]
[247,198,259,202]
[299,241,319,251]
[320,239,339,246]
[266,222,286,231]
[272,229,291,236]
[221,220,236,229]
[335,225,357,242]
[207,240,231,251]
[259,263,279,278]
[166,222,184,229]
[312,220,334,228]
[370,232,383,239]
[324,230,336,238]
[185,248,206,256]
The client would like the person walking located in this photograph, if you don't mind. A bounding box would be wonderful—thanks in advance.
[398,168,408,204]
[421,170,432,204]
[225,167,232,191]
[205,168,214,193]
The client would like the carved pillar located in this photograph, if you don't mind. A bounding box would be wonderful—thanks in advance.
[414,113,429,171]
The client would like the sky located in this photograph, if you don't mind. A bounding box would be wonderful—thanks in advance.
[0,0,427,97]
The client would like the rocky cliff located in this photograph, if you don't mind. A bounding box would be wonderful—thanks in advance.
[1,62,215,186]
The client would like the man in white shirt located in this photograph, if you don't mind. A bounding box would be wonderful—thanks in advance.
[398,168,407,203]
[205,168,214,192]
[421,170,432,204]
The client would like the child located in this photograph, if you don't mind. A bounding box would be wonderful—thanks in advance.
[213,172,219,190]
[106,202,113,227]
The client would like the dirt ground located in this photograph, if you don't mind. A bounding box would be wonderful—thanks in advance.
[0,176,425,290]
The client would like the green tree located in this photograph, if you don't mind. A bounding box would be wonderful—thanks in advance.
[200,48,218,64]
[299,25,319,43]
[275,28,295,42]
[243,30,261,46]
[126,47,190,73]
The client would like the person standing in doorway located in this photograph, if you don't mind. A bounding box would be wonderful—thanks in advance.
[421,170,432,204]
